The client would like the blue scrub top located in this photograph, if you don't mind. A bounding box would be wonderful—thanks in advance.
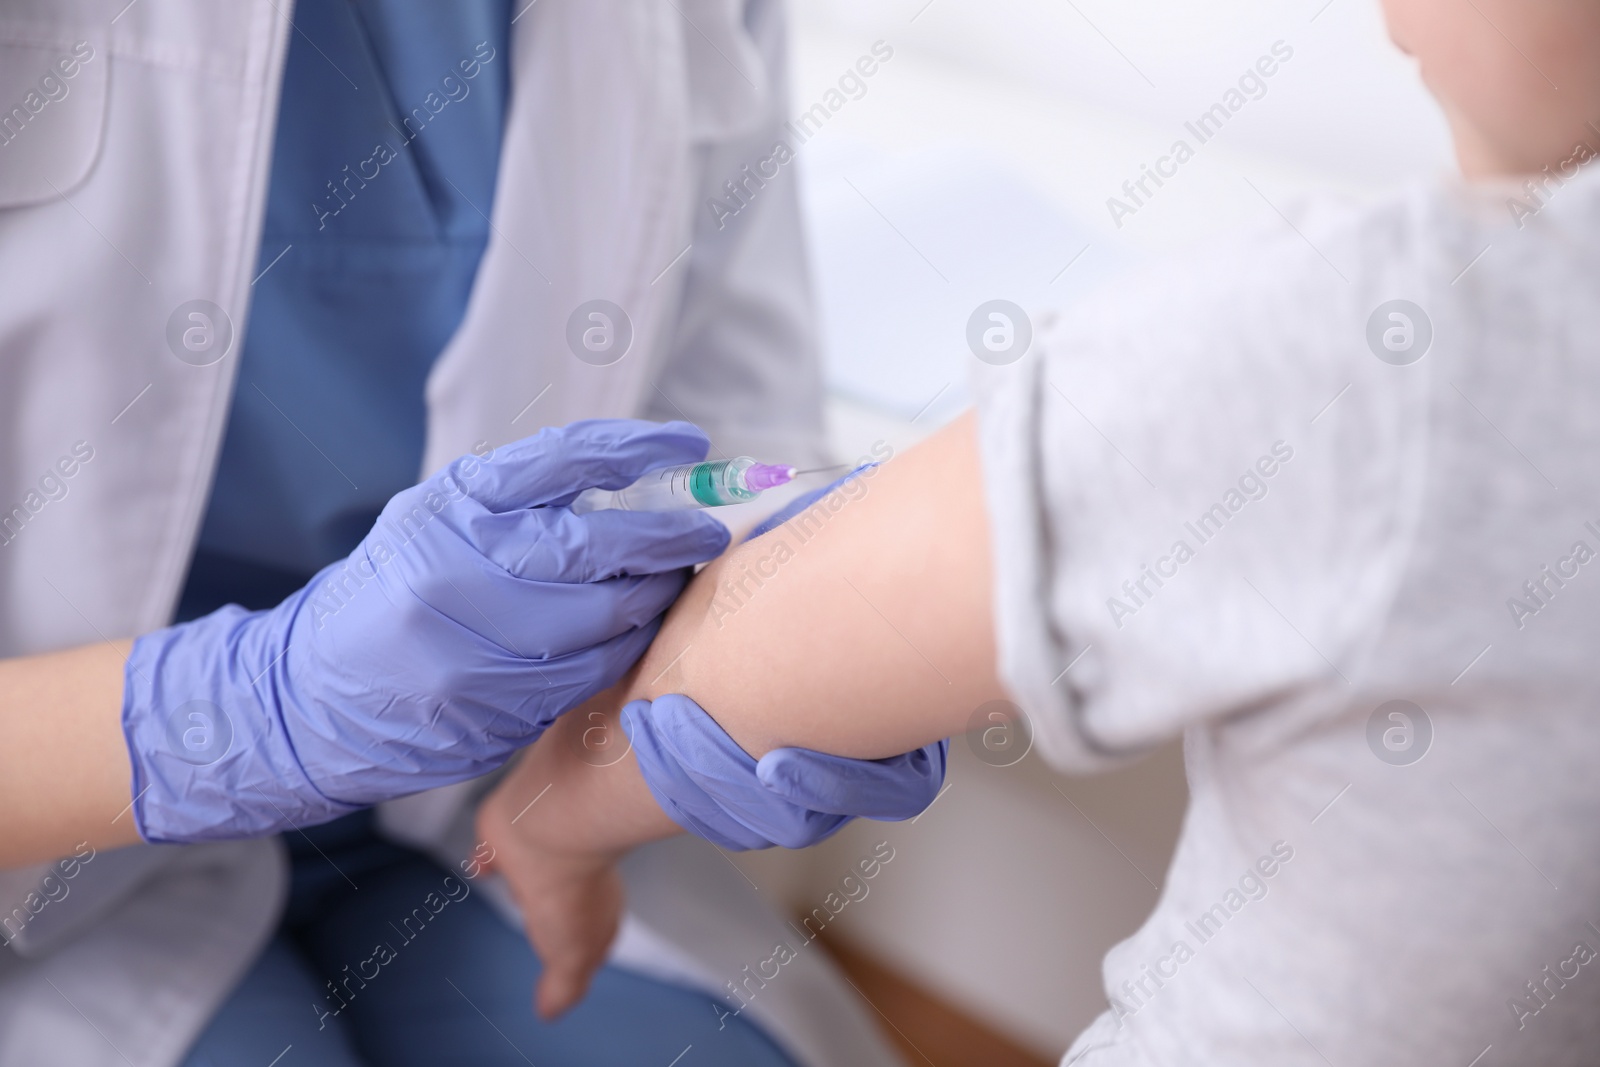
[177,0,512,621]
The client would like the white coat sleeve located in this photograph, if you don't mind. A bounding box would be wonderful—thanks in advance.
[642,0,831,468]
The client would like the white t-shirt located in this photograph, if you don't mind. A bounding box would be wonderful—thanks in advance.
[976,168,1600,1066]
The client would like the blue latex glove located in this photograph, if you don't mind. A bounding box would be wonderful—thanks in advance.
[624,696,948,850]
[124,420,731,844]
[621,463,949,851]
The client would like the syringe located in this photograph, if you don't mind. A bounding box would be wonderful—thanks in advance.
[571,457,798,513]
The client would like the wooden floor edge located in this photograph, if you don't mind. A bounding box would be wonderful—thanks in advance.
[814,933,1057,1067]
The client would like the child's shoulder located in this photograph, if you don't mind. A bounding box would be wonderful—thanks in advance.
[1036,182,1455,389]
[1128,183,1437,329]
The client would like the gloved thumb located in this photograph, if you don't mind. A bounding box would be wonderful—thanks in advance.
[459,419,713,512]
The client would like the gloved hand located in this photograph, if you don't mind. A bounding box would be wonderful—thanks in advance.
[620,461,949,851]
[623,694,948,850]
[123,420,731,844]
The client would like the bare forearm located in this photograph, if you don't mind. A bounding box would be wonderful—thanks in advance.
[479,414,1000,1015]
[0,641,141,867]
[474,685,679,1018]
[495,413,998,858]
[632,411,998,758]
[486,687,679,860]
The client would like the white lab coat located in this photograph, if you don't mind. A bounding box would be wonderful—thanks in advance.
[0,1,897,1063]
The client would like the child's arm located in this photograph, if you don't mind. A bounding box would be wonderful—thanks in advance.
[477,412,1000,1016]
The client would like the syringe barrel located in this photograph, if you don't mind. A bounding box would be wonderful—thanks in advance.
[572,457,759,513]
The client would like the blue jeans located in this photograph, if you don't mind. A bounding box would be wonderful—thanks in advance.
[180,813,796,1067]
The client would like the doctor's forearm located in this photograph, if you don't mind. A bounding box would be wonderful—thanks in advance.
[0,641,141,867]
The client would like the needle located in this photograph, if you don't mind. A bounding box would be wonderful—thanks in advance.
[792,463,855,476]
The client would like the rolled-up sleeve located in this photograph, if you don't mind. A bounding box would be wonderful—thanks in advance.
[973,203,1431,772]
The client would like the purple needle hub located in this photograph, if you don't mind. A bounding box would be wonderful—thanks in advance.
[744,462,797,491]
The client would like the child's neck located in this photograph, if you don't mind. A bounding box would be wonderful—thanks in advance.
[1452,108,1600,183]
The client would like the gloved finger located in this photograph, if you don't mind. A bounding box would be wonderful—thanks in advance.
[454,420,713,512]
[756,740,949,820]
[467,506,730,583]
[622,698,777,850]
[428,569,689,660]
[623,696,849,851]
[745,462,880,542]
[360,503,695,655]
[546,612,667,692]
[488,616,672,741]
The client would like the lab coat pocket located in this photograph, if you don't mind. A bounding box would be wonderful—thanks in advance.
[0,32,108,206]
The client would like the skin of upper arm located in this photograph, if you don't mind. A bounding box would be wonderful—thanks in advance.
[630,410,1001,759]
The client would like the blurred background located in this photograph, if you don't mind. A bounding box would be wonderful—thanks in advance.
[731,1,1455,1061]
